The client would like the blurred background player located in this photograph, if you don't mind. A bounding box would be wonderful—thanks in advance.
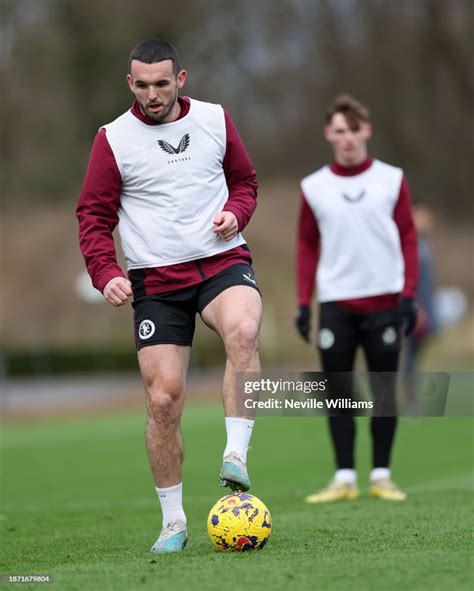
[295,94,419,503]
[77,39,261,552]
[402,204,438,411]
[401,203,468,411]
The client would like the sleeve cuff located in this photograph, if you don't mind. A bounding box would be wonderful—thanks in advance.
[95,268,126,293]
[222,206,243,231]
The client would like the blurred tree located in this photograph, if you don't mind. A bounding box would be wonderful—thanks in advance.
[2,0,472,219]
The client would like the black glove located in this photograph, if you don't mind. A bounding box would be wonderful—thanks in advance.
[295,305,311,342]
[401,297,417,335]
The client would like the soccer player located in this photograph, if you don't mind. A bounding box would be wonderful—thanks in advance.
[76,39,261,552]
[402,204,439,411]
[295,95,418,502]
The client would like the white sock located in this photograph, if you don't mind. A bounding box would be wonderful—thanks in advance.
[223,417,254,462]
[155,482,186,528]
[370,468,391,482]
[334,469,357,484]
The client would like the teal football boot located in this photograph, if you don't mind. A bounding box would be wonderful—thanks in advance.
[219,452,251,492]
[150,520,188,553]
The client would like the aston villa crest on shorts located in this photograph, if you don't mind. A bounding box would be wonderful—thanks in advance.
[139,319,156,339]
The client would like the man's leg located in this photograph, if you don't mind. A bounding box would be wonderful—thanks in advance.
[306,303,359,503]
[361,306,406,500]
[138,344,191,551]
[201,284,262,491]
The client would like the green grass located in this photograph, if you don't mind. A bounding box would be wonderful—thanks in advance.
[1,405,473,591]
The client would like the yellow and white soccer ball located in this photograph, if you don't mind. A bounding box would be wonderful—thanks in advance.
[207,493,272,552]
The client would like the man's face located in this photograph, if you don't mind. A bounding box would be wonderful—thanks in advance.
[127,59,187,123]
[324,113,372,165]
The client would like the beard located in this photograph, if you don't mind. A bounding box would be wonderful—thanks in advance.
[142,88,179,123]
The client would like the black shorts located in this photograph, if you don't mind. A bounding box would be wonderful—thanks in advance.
[132,263,260,349]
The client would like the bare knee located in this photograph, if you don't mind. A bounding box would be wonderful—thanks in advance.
[226,319,260,360]
[146,381,184,420]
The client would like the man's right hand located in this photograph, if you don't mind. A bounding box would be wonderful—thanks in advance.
[103,277,132,307]
[295,305,311,342]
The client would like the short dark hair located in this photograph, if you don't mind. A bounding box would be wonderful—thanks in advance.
[325,94,370,131]
[128,39,180,75]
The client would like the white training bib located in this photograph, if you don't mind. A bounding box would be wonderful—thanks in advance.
[301,160,404,302]
[103,98,245,269]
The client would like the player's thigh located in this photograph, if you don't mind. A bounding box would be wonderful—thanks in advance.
[138,344,191,393]
[199,265,262,341]
[360,306,402,372]
[202,286,262,348]
[138,344,191,420]
[133,293,194,392]
[359,307,402,414]
[201,285,262,341]
[318,302,357,372]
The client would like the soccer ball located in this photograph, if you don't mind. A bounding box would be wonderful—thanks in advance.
[207,493,272,552]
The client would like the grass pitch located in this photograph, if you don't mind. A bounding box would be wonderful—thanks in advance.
[1,404,473,591]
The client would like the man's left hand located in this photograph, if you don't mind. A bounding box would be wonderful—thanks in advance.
[213,211,238,241]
